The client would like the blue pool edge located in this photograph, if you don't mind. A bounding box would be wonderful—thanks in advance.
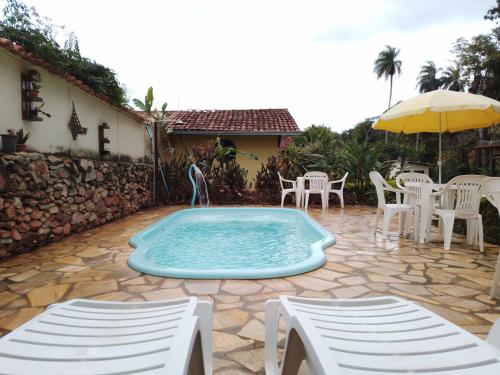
[127,207,336,279]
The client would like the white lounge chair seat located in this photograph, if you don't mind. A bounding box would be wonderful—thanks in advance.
[265,295,500,375]
[0,297,212,375]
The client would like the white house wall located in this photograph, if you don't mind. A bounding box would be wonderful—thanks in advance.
[0,49,146,159]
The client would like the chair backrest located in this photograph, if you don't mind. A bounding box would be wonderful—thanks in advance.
[277,172,285,190]
[396,172,433,201]
[369,171,387,208]
[304,171,328,192]
[443,175,487,216]
[483,177,500,215]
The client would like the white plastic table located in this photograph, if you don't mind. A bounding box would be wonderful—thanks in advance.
[405,182,455,243]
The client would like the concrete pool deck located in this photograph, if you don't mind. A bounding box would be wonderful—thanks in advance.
[0,205,499,374]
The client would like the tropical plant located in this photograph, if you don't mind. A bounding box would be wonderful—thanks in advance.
[416,61,442,93]
[255,156,283,204]
[133,87,168,122]
[338,140,391,188]
[441,64,465,91]
[374,45,402,110]
[16,128,30,144]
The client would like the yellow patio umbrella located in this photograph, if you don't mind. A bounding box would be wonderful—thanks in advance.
[373,89,500,183]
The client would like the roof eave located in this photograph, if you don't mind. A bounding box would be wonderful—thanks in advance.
[170,130,302,136]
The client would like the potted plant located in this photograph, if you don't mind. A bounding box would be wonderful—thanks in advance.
[27,82,41,98]
[1,129,18,153]
[31,102,51,119]
[16,129,30,152]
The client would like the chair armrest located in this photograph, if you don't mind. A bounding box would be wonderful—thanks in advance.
[383,186,408,195]
[280,178,297,189]
[328,179,344,189]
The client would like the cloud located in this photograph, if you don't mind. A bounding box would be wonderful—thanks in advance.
[316,0,494,43]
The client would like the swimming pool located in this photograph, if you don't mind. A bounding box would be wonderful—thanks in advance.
[128,208,335,279]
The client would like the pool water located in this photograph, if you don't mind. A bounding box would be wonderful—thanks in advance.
[128,208,335,279]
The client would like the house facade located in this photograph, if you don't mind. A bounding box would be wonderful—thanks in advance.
[0,38,146,159]
[160,109,301,183]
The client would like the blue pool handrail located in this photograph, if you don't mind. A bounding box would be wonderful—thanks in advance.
[188,164,197,208]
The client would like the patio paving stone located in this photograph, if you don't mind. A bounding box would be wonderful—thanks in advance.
[0,204,499,374]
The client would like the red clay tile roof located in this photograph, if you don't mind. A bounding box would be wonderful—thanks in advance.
[0,38,143,123]
[140,109,301,135]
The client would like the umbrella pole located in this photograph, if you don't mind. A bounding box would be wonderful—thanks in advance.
[438,113,442,184]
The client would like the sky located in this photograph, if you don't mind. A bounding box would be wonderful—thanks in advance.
[2,0,496,131]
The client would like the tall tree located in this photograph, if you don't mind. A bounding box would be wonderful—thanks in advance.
[441,64,465,91]
[374,45,402,109]
[416,61,442,93]
[374,45,402,142]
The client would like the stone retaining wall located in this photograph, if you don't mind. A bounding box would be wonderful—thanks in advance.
[0,152,153,258]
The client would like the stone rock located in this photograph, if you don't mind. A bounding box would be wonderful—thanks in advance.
[63,223,71,235]
[27,284,70,307]
[5,206,15,219]
[28,160,49,183]
[71,212,84,225]
[11,230,21,241]
[12,197,22,209]
[30,220,42,230]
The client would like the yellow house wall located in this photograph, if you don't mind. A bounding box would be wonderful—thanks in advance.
[166,134,279,186]
[0,49,146,159]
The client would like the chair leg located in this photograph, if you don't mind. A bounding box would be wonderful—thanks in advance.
[399,212,407,235]
[490,256,500,299]
[304,192,309,210]
[281,329,306,375]
[340,192,344,208]
[477,216,484,253]
[442,215,455,250]
[382,209,393,239]
[374,208,381,234]
[413,207,420,243]
[466,219,473,245]
[281,192,286,208]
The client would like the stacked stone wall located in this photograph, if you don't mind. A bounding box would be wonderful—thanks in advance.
[0,152,152,258]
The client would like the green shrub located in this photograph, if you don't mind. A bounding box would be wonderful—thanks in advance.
[255,156,281,204]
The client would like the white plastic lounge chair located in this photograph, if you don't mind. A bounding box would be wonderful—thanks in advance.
[304,171,329,210]
[484,177,500,299]
[0,297,213,375]
[369,171,417,239]
[326,172,348,208]
[426,174,487,252]
[265,295,500,375]
[278,172,299,208]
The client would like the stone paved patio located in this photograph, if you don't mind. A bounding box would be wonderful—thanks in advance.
[0,205,499,374]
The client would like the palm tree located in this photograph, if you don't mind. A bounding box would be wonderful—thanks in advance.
[374,45,402,141]
[416,61,442,93]
[441,64,465,91]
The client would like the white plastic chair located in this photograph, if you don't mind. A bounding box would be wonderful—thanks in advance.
[265,295,500,375]
[427,175,487,251]
[278,172,298,207]
[0,297,213,375]
[304,171,329,210]
[369,171,416,239]
[483,177,500,299]
[396,172,433,206]
[326,172,348,208]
